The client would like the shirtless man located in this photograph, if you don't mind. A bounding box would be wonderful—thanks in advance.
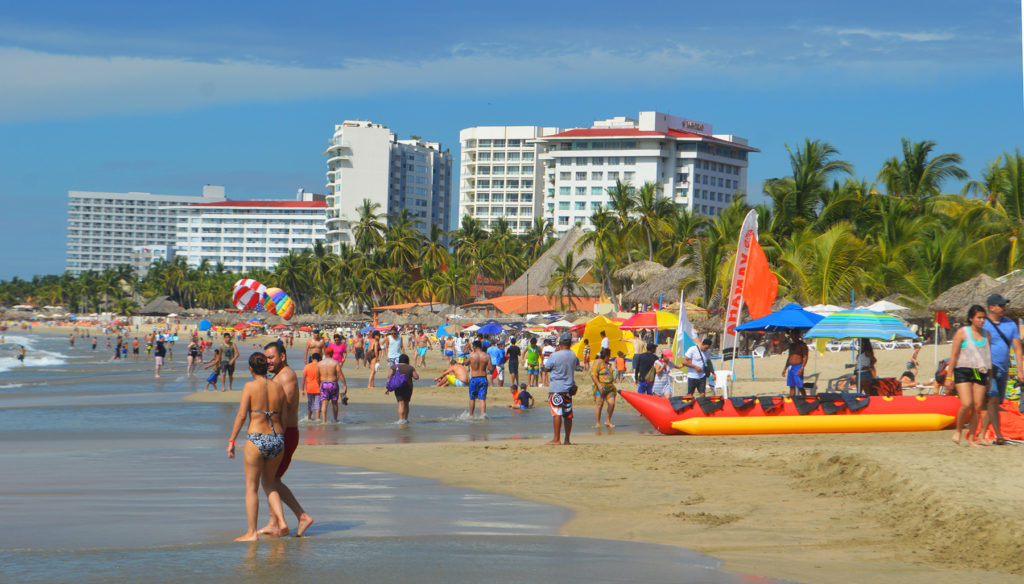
[352,332,366,369]
[131,337,140,361]
[304,331,326,364]
[260,341,314,537]
[317,349,348,422]
[414,329,431,367]
[782,330,809,397]
[219,333,239,391]
[467,340,493,417]
[434,359,470,388]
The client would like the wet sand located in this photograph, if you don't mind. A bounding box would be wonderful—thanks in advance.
[189,344,1024,584]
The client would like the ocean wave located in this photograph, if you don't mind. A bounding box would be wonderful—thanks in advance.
[0,351,68,374]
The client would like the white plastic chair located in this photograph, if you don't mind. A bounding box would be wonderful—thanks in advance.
[752,346,766,358]
[713,370,733,398]
[669,370,687,395]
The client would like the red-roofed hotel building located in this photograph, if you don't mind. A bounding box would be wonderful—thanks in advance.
[534,111,758,233]
[172,189,327,272]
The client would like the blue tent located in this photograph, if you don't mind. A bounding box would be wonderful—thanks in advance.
[197,319,212,331]
[477,323,503,335]
[734,303,824,332]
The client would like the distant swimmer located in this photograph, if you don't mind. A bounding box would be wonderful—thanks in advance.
[17,345,25,364]
[154,339,167,379]
[69,333,74,348]
[91,337,97,350]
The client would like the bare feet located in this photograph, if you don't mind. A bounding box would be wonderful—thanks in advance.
[545,439,562,445]
[296,513,314,537]
[257,522,278,535]
[605,422,615,428]
[951,431,961,444]
[594,423,602,428]
[234,532,258,542]
[562,440,572,445]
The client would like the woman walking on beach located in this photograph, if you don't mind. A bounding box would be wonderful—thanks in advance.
[186,335,200,377]
[387,353,419,424]
[590,348,617,428]
[366,331,381,388]
[227,352,289,541]
[945,305,993,446]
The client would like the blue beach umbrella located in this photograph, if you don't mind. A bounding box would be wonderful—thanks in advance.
[477,323,504,335]
[436,324,455,337]
[197,319,212,331]
[734,303,824,332]
[803,309,918,341]
[360,325,375,334]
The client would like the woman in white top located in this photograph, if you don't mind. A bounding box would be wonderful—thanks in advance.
[944,305,993,446]
[651,348,675,398]
[855,338,877,394]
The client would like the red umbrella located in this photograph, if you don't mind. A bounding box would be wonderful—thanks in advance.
[298,326,313,332]
[233,323,248,330]
[272,324,289,330]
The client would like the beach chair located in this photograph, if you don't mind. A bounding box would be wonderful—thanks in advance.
[752,346,766,358]
[669,369,687,394]
[713,370,733,398]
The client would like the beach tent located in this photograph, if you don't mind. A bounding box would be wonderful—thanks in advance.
[734,303,823,332]
[545,319,574,330]
[804,304,845,316]
[464,324,481,332]
[570,315,635,361]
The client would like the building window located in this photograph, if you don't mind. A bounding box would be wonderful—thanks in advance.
[575,157,588,165]
[624,157,636,165]
[575,202,586,210]
[558,216,570,225]
[591,172,603,180]
[623,171,635,182]
[575,172,587,180]
[608,171,619,180]
[559,202,570,210]
[559,187,570,195]
[575,187,586,195]
[591,186,603,195]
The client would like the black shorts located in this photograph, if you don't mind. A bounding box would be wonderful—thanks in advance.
[132,348,139,354]
[393,384,413,403]
[355,348,365,359]
[508,359,519,375]
[953,367,989,386]
[687,377,707,395]
[222,362,235,375]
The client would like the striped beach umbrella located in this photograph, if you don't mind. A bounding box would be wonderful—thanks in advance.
[619,310,679,331]
[803,309,918,341]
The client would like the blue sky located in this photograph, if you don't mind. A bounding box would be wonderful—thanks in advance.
[0,0,1021,280]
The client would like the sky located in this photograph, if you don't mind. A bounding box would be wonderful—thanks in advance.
[0,0,1021,280]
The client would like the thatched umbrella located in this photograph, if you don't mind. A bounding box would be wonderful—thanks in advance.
[988,276,1024,319]
[620,261,694,306]
[928,274,1000,314]
[613,260,668,282]
[139,296,183,316]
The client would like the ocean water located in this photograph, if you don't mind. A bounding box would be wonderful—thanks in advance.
[0,332,791,583]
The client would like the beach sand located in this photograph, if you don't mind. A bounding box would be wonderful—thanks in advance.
[186,341,1024,584]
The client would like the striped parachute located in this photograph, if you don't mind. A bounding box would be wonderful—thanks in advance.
[262,287,295,320]
[232,279,267,311]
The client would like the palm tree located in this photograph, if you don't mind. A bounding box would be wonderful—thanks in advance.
[577,208,622,306]
[433,265,473,306]
[876,138,967,211]
[630,181,673,261]
[764,139,852,236]
[606,180,637,263]
[521,216,554,265]
[420,224,450,271]
[546,250,590,310]
[353,199,386,253]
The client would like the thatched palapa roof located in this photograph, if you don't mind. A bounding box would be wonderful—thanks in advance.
[504,226,600,297]
[928,274,1000,315]
[139,296,183,316]
[620,260,694,306]
[613,260,667,282]
[987,276,1024,319]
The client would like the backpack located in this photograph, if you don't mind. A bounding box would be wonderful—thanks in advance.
[386,368,408,392]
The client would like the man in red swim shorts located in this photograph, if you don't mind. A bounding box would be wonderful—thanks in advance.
[261,341,314,537]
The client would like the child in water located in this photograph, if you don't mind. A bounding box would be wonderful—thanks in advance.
[202,348,221,391]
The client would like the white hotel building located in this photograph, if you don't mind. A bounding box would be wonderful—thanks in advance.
[457,126,561,233]
[324,120,452,252]
[173,190,326,273]
[536,112,758,232]
[66,185,227,275]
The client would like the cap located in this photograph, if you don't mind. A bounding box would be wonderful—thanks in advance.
[987,293,1009,307]
[661,348,674,359]
[558,331,573,346]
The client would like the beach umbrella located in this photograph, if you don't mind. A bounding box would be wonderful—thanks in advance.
[248,318,263,324]
[272,324,289,330]
[360,325,375,334]
[298,326,313,332]
[734,303,824,332]
[464,324,480,332]
[232,278,267,311]
[477,323,503,335]
[436,324,455,337]
[864,300,909,313]
[804,309,918,341]
[197,319,212,331]
[545,319,574,330]
[618,310,679,331]
[232,322,249,331]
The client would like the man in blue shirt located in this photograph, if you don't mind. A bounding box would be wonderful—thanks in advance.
[981,293,1024,444]
[486,340,506,387]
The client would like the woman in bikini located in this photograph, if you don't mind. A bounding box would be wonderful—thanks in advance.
[945,304,993,446]
[227,352,289,541]
[366,331,381,388]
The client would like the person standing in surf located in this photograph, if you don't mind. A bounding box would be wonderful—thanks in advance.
[220,333,239,392]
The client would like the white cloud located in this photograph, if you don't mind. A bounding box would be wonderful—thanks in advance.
[834,28,955,42]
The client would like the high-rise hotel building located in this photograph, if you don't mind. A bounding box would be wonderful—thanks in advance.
[457,126,561,234]
[65,185,226,275]
[535,111,758,233]
[324,120,452,252]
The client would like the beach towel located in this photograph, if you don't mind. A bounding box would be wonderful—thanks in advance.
[871,378,902,397]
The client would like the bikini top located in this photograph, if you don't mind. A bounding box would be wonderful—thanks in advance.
[251,410,280,434]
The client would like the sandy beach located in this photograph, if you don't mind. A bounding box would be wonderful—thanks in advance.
[184,336,1024,584]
